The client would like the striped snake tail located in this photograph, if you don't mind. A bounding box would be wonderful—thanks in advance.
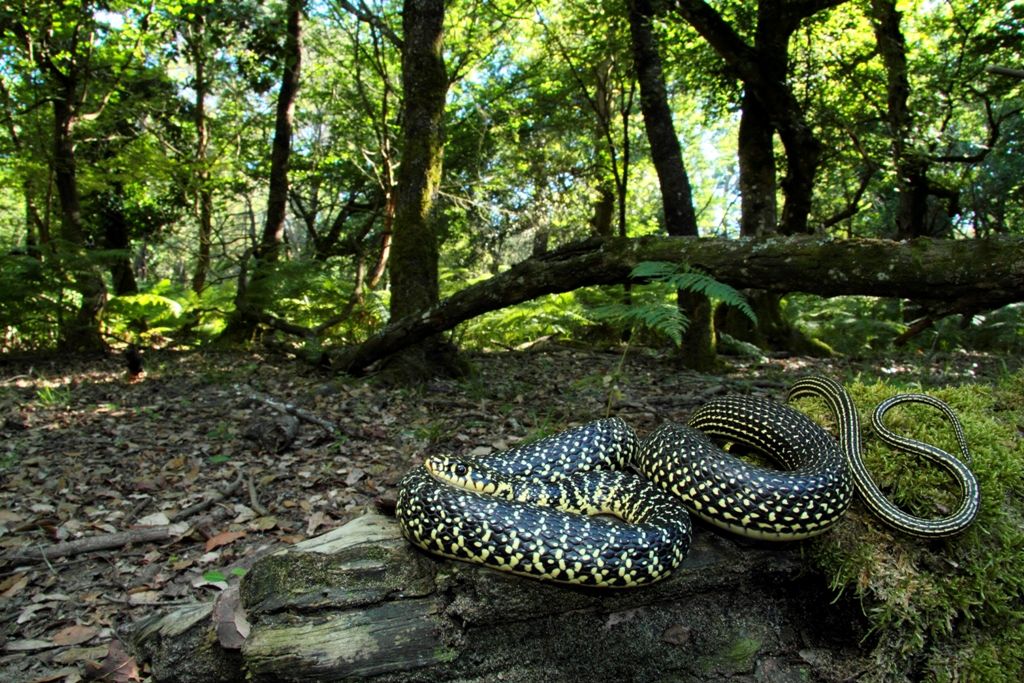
[787,376,980,538]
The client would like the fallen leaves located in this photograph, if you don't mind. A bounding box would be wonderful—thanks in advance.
[51,625,98,647]
[204,530,246,552]
[212,586,250,650]
[305,510,332,536]
[84,640,141,682]
[1,572,29,598]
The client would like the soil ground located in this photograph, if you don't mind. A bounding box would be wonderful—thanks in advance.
[0,345,1013,682]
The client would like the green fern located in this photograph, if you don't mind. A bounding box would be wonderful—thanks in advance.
[587,262,756,346]
[631,261,758,325]
[589,302,689,346]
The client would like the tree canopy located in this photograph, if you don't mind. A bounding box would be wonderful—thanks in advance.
[0,0,1021,357]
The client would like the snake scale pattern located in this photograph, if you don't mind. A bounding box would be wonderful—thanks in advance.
[395,375,981,587]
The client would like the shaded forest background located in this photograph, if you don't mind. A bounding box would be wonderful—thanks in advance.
[0,0,1022,369]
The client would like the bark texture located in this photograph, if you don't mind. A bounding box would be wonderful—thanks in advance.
[332,235,1024,373]
[389,0,447,323]
[257,0,304,263]
[869,0,957,239]
[628,0,697,235]
[128,513,867,682]
[628,0,716,370]
[51,58,107,350]
[377,0,464,380]
[218,0,304,343]
[189,11,214,293]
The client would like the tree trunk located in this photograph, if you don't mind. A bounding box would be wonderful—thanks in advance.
[737,90,777,237]
[219,0,304,344]
[671,0,846,235]
[389,0,446,322]
[189,12,214,294]
[628,0,697,235]
[590,183,616,238]
[869,0,948,240]
[331,234,1024,373]
[383,0,463,380]
[627,0,713,369]
[671,0,842,354]
[127,513,867,682]
[589,59,617,240]
[53,95,107,352]
[101,183,139,296]
[256,0,303,264]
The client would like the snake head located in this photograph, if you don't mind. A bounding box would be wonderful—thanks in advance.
[425,455,504,495]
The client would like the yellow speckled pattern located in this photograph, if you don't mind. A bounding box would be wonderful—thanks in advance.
[395,377,981,589]
[396,418,692,588]
[637,395,854,540]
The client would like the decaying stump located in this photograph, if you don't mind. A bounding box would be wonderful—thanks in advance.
[127,512,869,682]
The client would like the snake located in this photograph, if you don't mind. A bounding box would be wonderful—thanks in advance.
[395,375,981,587]
[395,419,692,587]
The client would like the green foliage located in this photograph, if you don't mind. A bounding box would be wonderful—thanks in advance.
[455,263,754,351]
[35,385,72,407]
[0,253,66,352]
[103,285,188,340]
[925,304,1024,355]
[788,295,906,355]
[589,299,688,345]
[0,0,1020,353]
[799,374,1024,680]
[0,449,18,471]
[456,290,589,350]
[789,295,1024,356]
[244,259,388,344]
[589,262,756,346]
[201,567,246,583]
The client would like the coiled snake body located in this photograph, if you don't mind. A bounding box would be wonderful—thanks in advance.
[396,419,692,587]
[396,376,981,587]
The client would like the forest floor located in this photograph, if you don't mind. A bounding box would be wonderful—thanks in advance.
[0,344,1017,683]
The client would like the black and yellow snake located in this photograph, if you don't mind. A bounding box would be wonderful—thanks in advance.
[395,375,981,588]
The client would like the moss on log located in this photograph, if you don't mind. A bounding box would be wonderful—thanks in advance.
[127,513,869,682]
[333,235,1024,373]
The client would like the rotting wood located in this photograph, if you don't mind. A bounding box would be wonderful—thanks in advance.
[332,234,1024,373]
[127,512,869,682]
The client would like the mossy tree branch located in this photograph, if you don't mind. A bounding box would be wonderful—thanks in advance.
[332,235,1024,373]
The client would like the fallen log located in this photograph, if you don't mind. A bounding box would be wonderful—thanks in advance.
[126,512,869,682]
[331,235,1024,373]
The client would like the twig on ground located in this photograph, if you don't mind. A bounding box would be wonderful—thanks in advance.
[247,475,269,517]
[236,385,345,436]
[3,526,178,565]
[169,473,245,523]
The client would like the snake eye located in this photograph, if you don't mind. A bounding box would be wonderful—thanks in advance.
[454,463,468,477]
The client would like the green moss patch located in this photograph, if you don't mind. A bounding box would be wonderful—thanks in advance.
[793,371,1024,681]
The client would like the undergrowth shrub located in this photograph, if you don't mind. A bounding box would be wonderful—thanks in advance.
[788,295,1024,356]
[587,261,756,345]
[102,280,193,345]
[0,252,74,352]
[455,262,755,351]
[454,290,588,350]
[796,373,1024,681]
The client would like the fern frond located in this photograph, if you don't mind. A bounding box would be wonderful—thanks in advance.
[629,261,678,280]
[589,302,689,346]
[632,261,757,325]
